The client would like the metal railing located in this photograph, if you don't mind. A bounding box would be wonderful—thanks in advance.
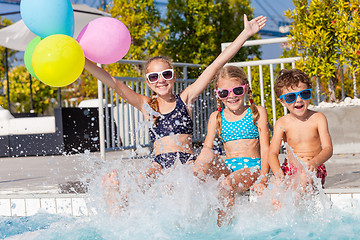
[226,57,300,125]
[97,60,215,160]
[97,57,303,160]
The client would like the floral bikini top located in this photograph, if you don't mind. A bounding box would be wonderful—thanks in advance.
[149,94,193,142]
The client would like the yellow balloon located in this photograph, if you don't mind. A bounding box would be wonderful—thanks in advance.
[32,34,85,87]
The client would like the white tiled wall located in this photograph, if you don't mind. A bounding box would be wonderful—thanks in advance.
[56,198,72,215]
[11,199,26,216]
[352,193,360,208]
[0,199,11,216]
[26,198,41,216]
[0,195,89,217]
[40,198,57,214]
[328,194,353,210]
[72,198,88,217]
[0,192,358,217]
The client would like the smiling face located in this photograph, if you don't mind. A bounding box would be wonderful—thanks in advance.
[279,81,311,118]
[216,77,248,112]
[145,59,175,97]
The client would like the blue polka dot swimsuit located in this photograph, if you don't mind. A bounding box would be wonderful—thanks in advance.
[220,107,261,172]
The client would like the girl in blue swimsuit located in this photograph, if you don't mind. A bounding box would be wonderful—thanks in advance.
[193,66,270,226]
[85,15,267,213]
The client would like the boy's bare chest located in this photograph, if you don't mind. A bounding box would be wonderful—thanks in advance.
[283,120,319,144]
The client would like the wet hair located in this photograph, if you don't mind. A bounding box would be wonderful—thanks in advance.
[274,69,313,98]
[144,56,174,125]
[214,65,259,141]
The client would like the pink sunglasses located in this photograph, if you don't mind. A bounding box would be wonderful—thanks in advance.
[216,85,247,99]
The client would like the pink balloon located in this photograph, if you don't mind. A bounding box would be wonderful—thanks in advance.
[77,17,131,64]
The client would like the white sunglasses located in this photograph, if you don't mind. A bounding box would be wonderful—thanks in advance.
[145,69,174,83]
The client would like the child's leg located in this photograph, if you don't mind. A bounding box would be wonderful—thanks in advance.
[143,161,163,179]
[102,161,163,215]
[209,157,232,180]
[192,147,216,179]
[138,162,163,191]
[193,147,231,180]
[102,169,125,216]
[217,168,260,227]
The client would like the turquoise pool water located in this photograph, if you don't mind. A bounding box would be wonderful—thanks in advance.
[1,151,360,239]
[1,200,360,239]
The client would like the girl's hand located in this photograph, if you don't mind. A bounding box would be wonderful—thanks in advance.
[243,14,267,38]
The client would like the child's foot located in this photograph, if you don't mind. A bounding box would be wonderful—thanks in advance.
[102,170,124,215]
[217,209,233,227]
[217,209,226,227]
[272,198,282,210]
[102,170,120,191]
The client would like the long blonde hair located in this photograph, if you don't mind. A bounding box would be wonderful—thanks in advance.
[145,56,174,125]
[214,66,259,140]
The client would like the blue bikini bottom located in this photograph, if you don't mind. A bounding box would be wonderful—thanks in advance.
[224,157,261,172]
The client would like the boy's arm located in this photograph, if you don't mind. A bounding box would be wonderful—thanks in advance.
[268,118,285,179]
[84,59,149,113]
[181,15,267,105]
[309,112,333,169]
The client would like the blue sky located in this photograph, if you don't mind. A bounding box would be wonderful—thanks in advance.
[0,0,295,60]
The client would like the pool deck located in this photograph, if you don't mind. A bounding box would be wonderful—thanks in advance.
[0,151,360,195]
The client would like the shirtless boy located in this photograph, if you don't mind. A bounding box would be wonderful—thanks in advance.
[268,69,333,188]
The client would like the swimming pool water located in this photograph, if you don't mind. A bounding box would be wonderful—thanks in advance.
[1,200,360,239]
[1,150,360,240]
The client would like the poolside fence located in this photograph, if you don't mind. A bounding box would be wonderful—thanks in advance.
[97,56,305,160]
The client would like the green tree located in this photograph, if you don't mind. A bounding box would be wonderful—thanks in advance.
[64,0,167,104]
[0,17,13,81]
[61,70,99,106]
[284,0,360,102]
[165,0,261,67]
[335,0,360,98]
[0,17,23,110]
[0,65,58,114]
[242,58,295,127]
[108,0,167,76]
[63,0,167,106]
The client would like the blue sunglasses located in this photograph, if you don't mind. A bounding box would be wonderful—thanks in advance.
[279,89,312,104]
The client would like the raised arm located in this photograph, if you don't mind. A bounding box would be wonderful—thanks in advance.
[181,15,267,106]
[268,118,286,179]
[84,59,149,114]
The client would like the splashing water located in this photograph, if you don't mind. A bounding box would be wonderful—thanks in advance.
[256,143,332,212]
[2,145,360,239]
